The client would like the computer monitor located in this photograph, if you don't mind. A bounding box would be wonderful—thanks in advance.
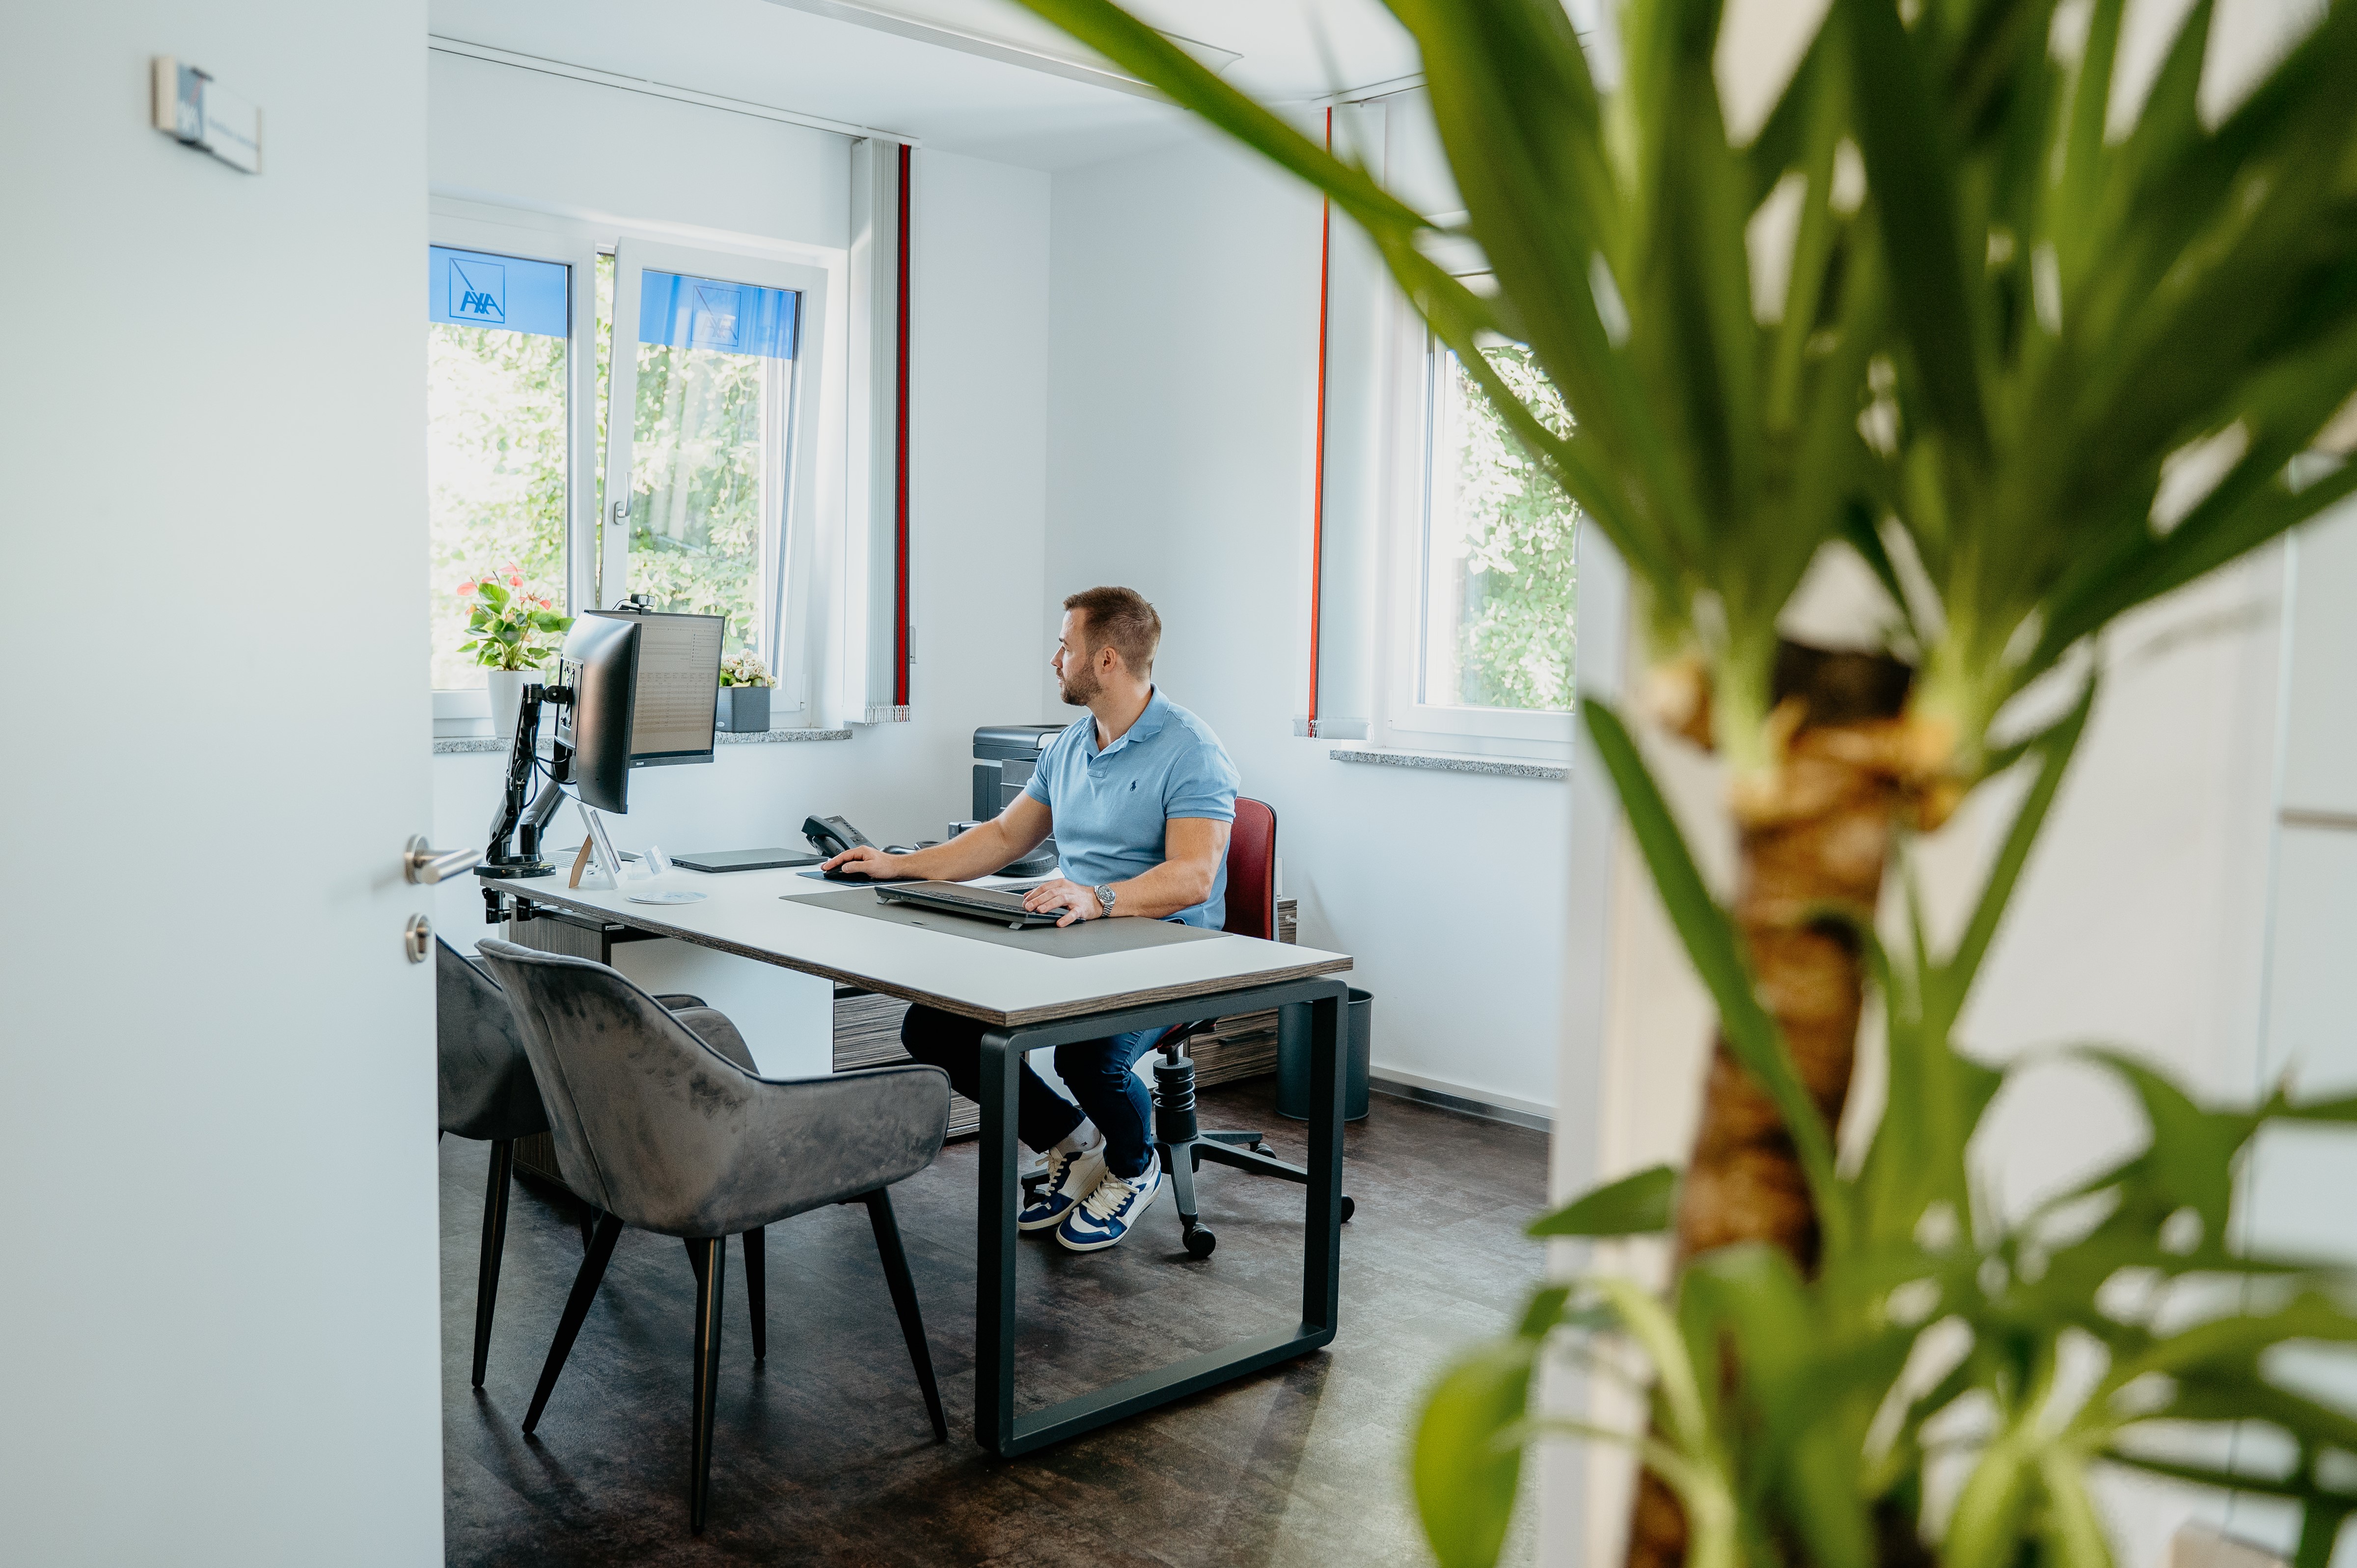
[601,609,725,768]
[555,614,641,814]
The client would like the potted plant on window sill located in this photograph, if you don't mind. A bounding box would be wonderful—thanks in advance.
[458,567,572,741]
[716,651,774,733]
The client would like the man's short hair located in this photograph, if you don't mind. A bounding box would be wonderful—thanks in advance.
[1064,585,1162,676]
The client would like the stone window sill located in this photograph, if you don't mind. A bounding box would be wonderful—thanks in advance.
[433,728,853,756]
[1327,745,1567,783]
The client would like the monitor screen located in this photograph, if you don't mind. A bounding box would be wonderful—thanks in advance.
[579,609,724,767]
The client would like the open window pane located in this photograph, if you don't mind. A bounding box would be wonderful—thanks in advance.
[426,245,570,690]
[612,266,800,663]
[1419,344,1579,714]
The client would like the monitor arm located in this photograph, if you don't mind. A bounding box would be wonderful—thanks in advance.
[481,682,574,880]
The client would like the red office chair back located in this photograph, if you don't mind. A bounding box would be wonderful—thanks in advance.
[1223,798,1277,941]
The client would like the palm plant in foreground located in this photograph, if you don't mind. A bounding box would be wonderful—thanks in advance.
[1010,0,2357,1564]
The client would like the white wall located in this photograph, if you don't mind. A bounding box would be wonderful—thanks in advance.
[426,50,1053,952]
[1043,132,1581,1116]
[0,5,443,1563]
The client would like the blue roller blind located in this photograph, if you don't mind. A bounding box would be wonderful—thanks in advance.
[638,270,797,360]
[428,246,568,338]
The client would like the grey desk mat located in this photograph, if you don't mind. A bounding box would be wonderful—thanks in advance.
[784,889,1226,958]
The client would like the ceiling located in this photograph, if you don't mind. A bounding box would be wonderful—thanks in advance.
[426,0,1423,171]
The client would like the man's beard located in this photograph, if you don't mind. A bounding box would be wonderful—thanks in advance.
[1058,663,1099,707]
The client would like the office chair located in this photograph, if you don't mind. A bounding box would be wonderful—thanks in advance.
[436,937,768,1387]
[474,939,952,1534]
[1023,796,1355,1258]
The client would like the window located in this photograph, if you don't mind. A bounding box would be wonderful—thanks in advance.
[597,253,804,666]
[1418,343,1579,715]
[1374,319,1580,756]
[424,219,830,723]
[426,244,574,691]
[599,240,829,704]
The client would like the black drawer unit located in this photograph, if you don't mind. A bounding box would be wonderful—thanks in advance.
[971,723,1065,820]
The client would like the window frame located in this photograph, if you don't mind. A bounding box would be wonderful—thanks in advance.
[1370,283,1578,760]
[425,213,601,714]
[424,197,847,729]
[603,238,832,724]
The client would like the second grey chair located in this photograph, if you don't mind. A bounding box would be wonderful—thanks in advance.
[436,936,554,1390]
[437,937,757,1386]
[473,938,953,1534]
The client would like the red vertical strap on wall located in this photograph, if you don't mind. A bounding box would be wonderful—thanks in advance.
[893,143,914,709]
[1306,108,1333,733]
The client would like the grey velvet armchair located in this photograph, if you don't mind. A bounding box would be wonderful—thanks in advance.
[437,938,747,1388]
[473,939,953,1534]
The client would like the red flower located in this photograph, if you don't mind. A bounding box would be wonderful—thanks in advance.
[508,574,524,588]
[458,581,477,595]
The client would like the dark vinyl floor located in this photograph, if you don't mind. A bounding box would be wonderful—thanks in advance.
[440,1078,1549,1567]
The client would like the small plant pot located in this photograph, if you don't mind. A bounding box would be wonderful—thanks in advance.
[715,685,772,733]
[487,668,540,741]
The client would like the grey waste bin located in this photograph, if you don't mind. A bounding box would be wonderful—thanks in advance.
[1276,988,1372,1122]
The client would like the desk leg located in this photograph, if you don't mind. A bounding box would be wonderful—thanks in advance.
[1303,991,1345,1335]
[975,1029,1020,1454]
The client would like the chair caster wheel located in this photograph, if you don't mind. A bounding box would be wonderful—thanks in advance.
[1340,1196,1356,1223]
[1184,1226,1218,1258]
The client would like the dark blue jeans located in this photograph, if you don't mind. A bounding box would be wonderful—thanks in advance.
[898,1004,1164,1178]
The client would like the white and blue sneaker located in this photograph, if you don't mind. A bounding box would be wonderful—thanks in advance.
[1055,1153,1164,1253]
[1018,1139,1107,1232]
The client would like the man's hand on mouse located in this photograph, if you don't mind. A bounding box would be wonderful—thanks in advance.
[820,845,901,878]
[1022,879,1103,928]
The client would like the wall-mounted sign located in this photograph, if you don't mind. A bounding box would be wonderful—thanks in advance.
[150,57,262,174]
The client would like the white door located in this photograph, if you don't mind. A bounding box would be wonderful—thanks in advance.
[0,7,442,1564]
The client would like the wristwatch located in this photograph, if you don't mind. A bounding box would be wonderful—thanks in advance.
[1094,884,1118,919]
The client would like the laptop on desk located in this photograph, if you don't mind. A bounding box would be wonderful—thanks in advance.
[673,848,825,873]
[873,881,1065,929]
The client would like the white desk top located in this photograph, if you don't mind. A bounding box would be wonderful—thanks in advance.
[496,865,1351,1027]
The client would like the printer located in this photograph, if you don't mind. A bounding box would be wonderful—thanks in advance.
[972,723,1065,819]
[963,724,1064,875]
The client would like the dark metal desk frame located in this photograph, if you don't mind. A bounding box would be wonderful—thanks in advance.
[492,884,1351,1460]
[975,975,1350,1458]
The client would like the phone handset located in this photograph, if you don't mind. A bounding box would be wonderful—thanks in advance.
[802,814,875,860]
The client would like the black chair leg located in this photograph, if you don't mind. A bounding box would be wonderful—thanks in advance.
[472,1139,517,1388]
[861,1189,947,1441]
[688,1236,727,1533]
[742,1227,767,1362]
[524,1212,623,1434]
[576,1205,597,1251]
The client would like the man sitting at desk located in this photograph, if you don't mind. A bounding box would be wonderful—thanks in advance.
[819,585,1238,1254]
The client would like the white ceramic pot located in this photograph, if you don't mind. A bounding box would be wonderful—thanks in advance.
[487,668,539,741]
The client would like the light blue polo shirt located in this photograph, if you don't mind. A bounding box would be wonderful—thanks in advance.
[1022,689,1241,928]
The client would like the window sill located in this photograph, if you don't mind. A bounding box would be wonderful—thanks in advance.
[1327,745,1567,783]
[432,728,853,756]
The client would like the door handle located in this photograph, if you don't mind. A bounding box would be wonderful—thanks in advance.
[403,835,481,885]
[403,915,433,964]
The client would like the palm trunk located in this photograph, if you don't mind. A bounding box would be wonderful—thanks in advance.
[1627,644,1914,1568]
